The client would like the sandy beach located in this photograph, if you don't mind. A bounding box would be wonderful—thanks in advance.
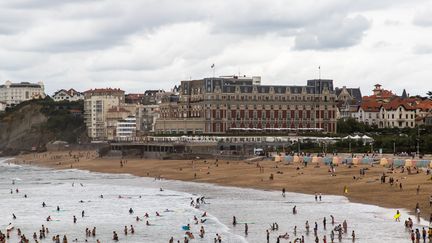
[12,151,432,221]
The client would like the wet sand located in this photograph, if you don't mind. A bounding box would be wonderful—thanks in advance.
[12,151,432,220]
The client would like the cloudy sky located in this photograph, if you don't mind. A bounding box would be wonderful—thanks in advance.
[0,0,431,96]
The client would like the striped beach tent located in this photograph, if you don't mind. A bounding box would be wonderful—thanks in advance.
[284,156,293,163]
[361,157,373,164]
[324,157,332,165]
[352,158,360,165]
[312,156,322,164]
[416,160,430,168]
[332,156,341,165]
[393,159,405,167]
[379,158,388,166]
[404,159,413,167]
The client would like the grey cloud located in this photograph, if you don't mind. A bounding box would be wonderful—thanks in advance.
[413,9,432,27]
[413,45,432,55]
[294,15,370,50]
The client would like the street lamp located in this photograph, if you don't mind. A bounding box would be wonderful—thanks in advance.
[297,139,301,154]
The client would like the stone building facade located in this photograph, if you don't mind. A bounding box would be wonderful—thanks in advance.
[156,76,338,134]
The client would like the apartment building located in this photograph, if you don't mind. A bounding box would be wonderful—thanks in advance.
[83,88,125,140]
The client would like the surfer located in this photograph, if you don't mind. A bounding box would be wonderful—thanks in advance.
[82,211,85,218]
[293,206,297,214]
[73,216,77,224]
[57,206,60,211]
[42,202,46,207]
[232,216,237,226]
[245,223,248,235]
[129,208,134,214]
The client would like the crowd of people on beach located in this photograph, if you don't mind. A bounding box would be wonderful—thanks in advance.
[4,153,432,243]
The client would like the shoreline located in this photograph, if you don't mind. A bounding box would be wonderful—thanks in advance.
[8,151,432,221]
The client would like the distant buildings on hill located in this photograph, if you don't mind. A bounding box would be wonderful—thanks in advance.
[0,80,45,111]
[52,88,84,102]
[2,76,431,140]
[354,84,432,129]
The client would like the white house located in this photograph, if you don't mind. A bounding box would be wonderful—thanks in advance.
[52,89,84,102]
[356,102,381,126]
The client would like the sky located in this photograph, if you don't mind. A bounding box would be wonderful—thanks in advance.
[0,0,431,96]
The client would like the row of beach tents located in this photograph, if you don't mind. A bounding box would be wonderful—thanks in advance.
[272,155,432,168]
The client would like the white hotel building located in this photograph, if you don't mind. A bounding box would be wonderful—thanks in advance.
[0,81,45,110]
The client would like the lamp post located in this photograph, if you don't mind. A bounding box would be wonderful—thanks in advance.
[393,140,396,155]
[349,139,352,153]
[297,139,301,154]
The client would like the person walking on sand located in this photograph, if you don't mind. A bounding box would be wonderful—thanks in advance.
[266,230,270,243]
[282,188,286,197]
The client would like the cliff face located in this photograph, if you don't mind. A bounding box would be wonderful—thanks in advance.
[0,99,87,155]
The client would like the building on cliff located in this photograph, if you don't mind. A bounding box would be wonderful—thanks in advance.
[0,80,45,109]
[52,88,84,102]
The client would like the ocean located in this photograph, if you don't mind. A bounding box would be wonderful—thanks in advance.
[0,158,426,242]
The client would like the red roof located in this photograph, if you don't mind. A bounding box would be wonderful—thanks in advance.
[360,101,381,112]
